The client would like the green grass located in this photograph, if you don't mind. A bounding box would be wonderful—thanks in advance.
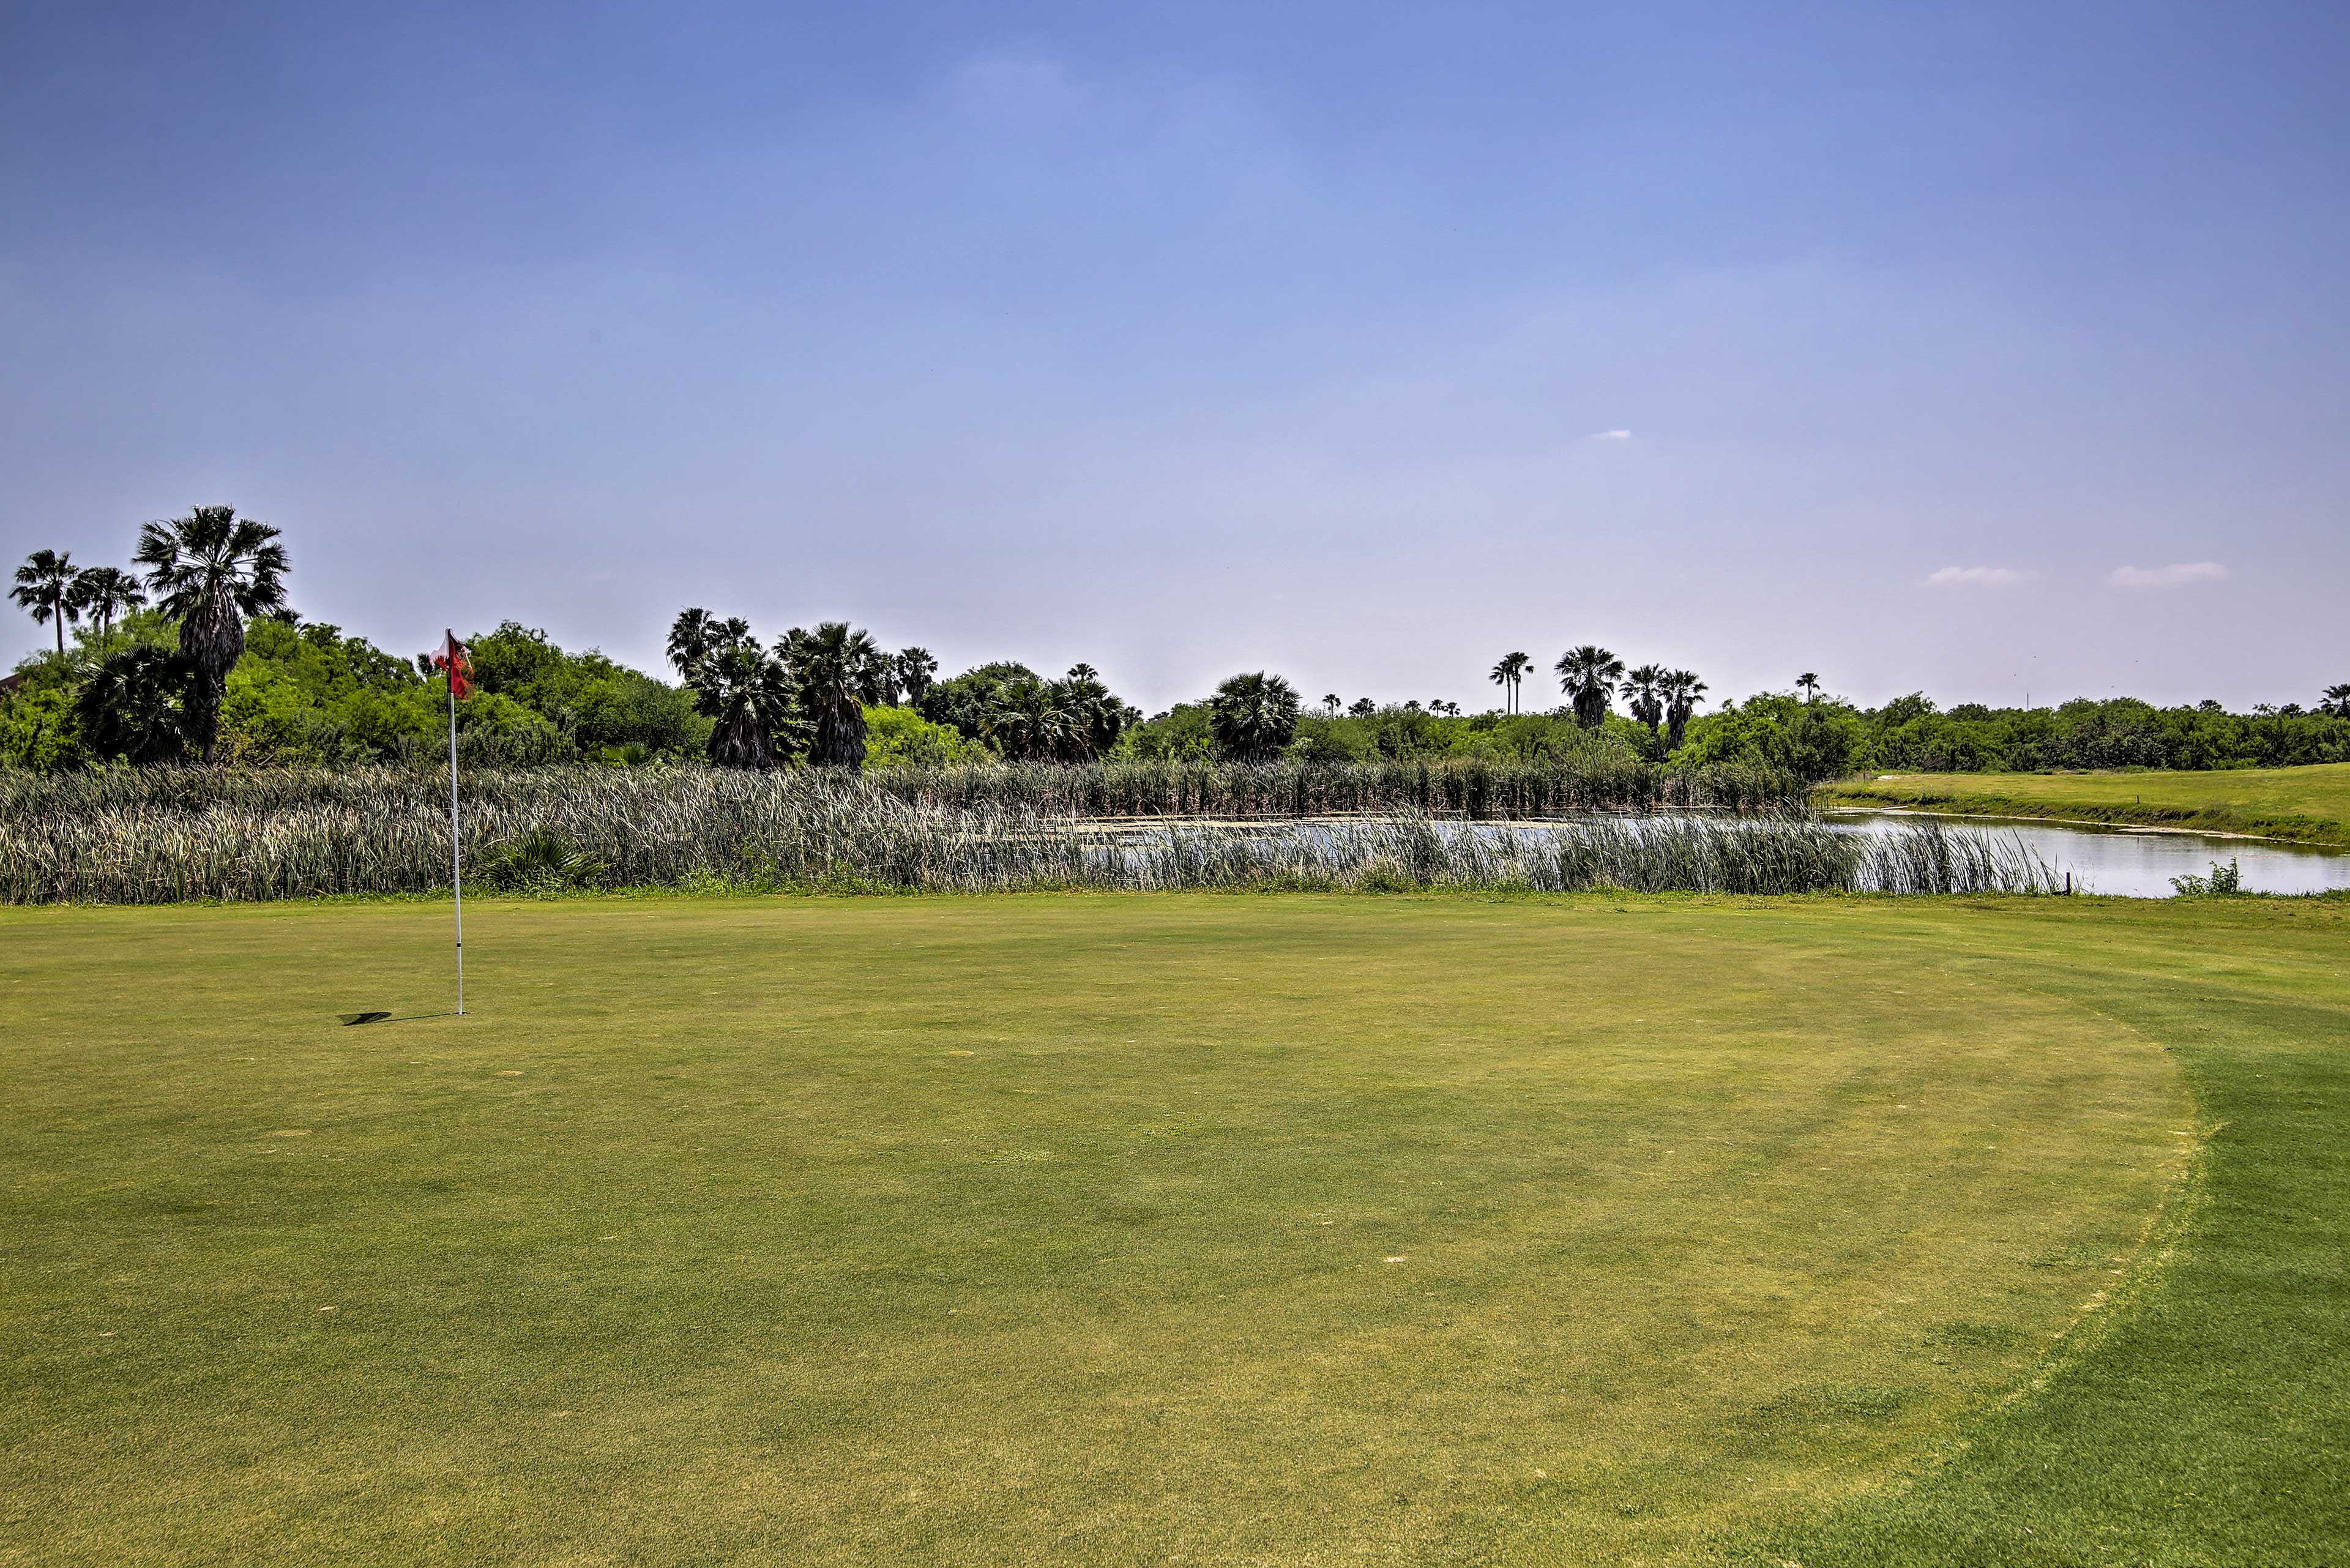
[4,892,2344,1564]
[1820,761,2350,846]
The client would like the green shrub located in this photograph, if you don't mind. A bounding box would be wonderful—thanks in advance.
[2169,859,2245,897]
[863,705,987,770]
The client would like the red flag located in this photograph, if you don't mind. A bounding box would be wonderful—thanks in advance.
[431,629,472,700]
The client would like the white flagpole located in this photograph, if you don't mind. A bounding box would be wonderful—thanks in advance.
[447,634,464,1017]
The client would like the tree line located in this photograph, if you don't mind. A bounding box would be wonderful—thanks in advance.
[11,520,2350,778]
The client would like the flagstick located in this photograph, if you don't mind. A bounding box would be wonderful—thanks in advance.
[448,672,464,1017]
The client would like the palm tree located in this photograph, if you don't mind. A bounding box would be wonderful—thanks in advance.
[2321,684,2350,720]
[984,673,1094,762]
[69,566,148,638]
[1056,665,1135,760]
[1348,698,1376,717]
[1797,671,1822,701]
[134,507,289,761]
[76,646,194,764]
[668,613,799,767]
[10,550,80,657]
[1321,693,1341,717]
[1490,652,1531,715]
[781,621,886,769]
[1554,644,1624,730]
[1208,672,1301,761]
[895,647,939,709]
[1663,670,1708,751]
[1624,664,1666,747]
[707,640,802,769]
[666,608,725,683]
[980,682,1042,759]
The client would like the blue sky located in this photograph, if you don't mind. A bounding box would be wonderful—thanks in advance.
[4,1,2345,710]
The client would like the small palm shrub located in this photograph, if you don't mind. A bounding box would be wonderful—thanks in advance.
[475,830,606,892]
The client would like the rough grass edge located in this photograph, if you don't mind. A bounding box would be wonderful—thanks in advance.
[1713,987,2220,1564]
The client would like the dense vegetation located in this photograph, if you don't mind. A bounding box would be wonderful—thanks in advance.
[0,764,2037,905]
[1,611,708,770]
[1742,688,2350,775]
[11,519,2348,782]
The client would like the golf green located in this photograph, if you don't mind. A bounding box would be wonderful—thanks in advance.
[4,892,2343,1564]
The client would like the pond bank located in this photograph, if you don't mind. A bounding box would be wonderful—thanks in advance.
[1816,764,2350,849]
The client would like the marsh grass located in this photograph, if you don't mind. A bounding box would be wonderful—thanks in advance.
[1,763,2049,903]
[867,754,1796,816]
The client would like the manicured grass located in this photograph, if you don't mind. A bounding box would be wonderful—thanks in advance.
[3,892,2344,1564]
[1821,762,2350,846]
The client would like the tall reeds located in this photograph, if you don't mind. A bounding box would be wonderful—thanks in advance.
[1,763,2051,904]
[859,755,1796,818]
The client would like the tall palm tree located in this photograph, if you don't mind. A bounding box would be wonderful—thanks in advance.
[2321,684,2350,720]
[782,621,886,769]
[1554,644,1624,730]
[1321,693,1341,717]
[134,507,288,761]
[69,566,148,638]
[10,550,80,657]
[1209,672,1301,761]
[1624,664,1666,747]
[1797,671,1822,701]
[1663,670,1708,751]
[895,647,939,708]
[1490,652,1531,715]
[1056,665,1135,760]
[666,607,726,683]
[668,613,799,767]
[704,638,802,769]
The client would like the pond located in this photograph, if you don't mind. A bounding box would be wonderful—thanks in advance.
[1070,810,2350,898]
[1825,809,2350,899]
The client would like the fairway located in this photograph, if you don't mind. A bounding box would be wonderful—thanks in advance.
[1822,762,2350,846]
[4,894,2344,1565]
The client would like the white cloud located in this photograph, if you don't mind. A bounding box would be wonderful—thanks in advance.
[1590,428,1632,441]
[1927,566,2027,587]
[2108,561,2229,589]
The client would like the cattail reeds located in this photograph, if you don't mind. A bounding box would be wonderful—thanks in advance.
[1,763,2052,904]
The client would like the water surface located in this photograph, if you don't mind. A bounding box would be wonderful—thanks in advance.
[1826,809,2350,898]
[1085,812,2350,899]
